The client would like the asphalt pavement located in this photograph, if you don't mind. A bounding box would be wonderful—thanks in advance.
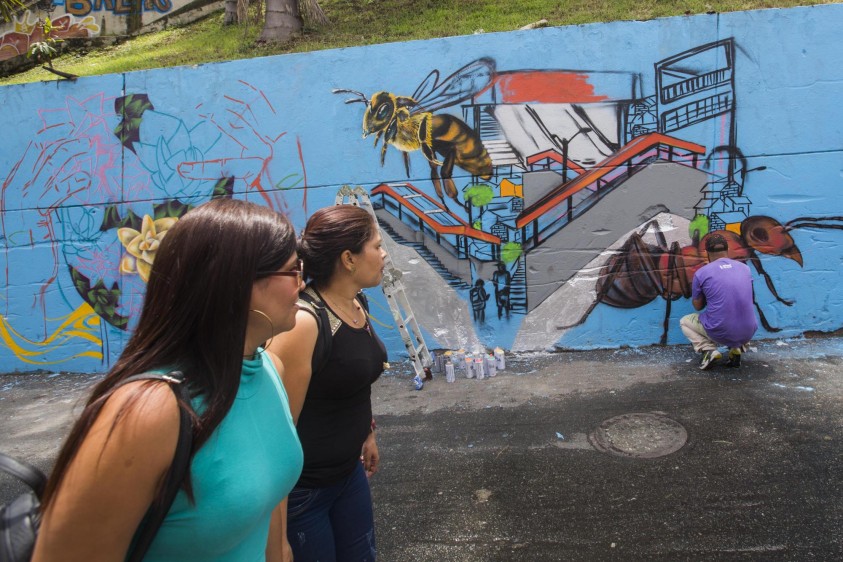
[2,336,842,561]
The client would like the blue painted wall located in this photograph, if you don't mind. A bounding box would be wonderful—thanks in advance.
[1,5,842,372]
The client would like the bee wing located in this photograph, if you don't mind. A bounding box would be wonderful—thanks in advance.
[410,58,496,114]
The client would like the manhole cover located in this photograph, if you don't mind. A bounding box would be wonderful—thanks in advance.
[588,412,688,458]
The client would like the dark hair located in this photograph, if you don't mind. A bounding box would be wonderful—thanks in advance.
[42,198,296,509]
[298,205,376,286]
[705,233,729,253]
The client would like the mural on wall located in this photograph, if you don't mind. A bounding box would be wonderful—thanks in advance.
[64,0,174,17]
[331,35,843,352]
[1,81,306,367]
[0,10,99,62]
[1,5,842,371]
[0,0,201,63]
[563,214,843,345]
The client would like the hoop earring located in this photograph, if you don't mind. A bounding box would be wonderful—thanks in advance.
[248,309,275,354]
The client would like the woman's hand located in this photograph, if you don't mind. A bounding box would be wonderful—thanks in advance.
[282,538,294,562]
[361,431,379,478]
[266,500,293,562]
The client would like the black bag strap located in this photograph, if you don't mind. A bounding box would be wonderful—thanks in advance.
[297,287,370,376]
[0,371,192,561]
[297,288,334,376]
[115,371,194,562]
[0,453,47,498]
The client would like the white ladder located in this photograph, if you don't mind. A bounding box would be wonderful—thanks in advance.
[335,185,433,388]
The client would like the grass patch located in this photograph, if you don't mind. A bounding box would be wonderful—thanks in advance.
[1,0,833,85]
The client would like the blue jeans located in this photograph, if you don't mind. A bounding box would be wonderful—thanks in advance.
[286,462,376,561]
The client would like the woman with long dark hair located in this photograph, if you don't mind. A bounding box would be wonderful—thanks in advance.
[33,198,304,562]
[267,205,387,561]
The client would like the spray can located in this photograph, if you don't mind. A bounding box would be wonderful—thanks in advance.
[486,353,497,377]
[464,355,475,378]
[445,360,455,383]
[455,349,466,371]
[442,350,453,373]
[474,356,486,380]
[494,347,506,371]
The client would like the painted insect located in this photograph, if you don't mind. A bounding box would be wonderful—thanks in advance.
[574,215,843,344]
[334,58,495,209]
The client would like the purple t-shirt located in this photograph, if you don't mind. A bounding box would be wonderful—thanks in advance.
[692,257,758,348]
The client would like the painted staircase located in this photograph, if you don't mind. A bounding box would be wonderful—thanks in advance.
[378,220,472,291]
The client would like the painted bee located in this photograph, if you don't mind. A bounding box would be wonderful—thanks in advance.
[334,58,495,209]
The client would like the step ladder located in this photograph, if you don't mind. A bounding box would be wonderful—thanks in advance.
[335,185,433,388]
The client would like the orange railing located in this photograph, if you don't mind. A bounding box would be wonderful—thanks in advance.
[515,133,705,248]
[525,149,587,176]
[371,183,501,245]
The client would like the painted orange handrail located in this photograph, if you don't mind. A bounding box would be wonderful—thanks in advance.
[525,149,586,176]
[372,183,501,244]
[516,133,705,228]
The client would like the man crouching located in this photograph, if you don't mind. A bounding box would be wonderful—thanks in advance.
[680,233,758,370]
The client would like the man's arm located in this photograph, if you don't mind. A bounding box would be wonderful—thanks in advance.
[691,268,706,311]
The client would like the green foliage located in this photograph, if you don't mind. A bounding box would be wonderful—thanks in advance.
[465,183,495,208]
[27,40,58,64]
[68,266,129,329]
[114,94,156,152]
[26,17,64,66]
[500,242,522,265]
[0,0,25,24]
[689,214,710,244]
[153,200,193,220]
[213,177,236,199]
[100,206,143,232]
[1,1,829,85]
[100,200,192,231]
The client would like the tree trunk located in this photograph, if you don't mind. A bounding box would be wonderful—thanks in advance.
[43,65,78,81]
[259,0,301,43]
[223,0,238,25]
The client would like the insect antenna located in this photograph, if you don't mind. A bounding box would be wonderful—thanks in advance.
[754,300,782,332]
[332,88,370,107]
[784,216,843,231]
[748,253,794,306]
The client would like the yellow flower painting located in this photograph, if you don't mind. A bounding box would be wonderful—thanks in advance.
[118,215,178,282]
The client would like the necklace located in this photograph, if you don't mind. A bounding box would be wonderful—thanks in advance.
[322,292,363,325]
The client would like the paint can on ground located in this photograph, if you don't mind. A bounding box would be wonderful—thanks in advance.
[464,356,475,378]
[474,357,486,380]
[433,352,444,373]
[445,361,455,383]
[455,349,466,371]
[494,347,506,371]
[486,354,497,377]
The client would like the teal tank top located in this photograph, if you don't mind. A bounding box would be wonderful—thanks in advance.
[142,352,303,562]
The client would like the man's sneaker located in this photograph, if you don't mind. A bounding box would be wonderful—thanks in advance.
[726,348,742,368]
[699,350,722,370]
